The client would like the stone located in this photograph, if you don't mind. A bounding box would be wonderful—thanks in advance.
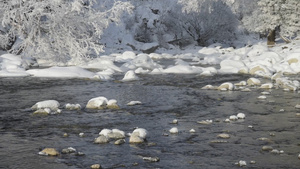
[114,139,126,145]
[94,135,109,144]
[127,101,142,106]
[189,129,196,133]
[169,127,178,134]
[237,113,245,119]
[201,85,218,90]
[295,104,300,109]
[234,81,247,86]
[142,157,160,162]
[108,131,125,139]
[197,120,213,125]
[257,95,267,100]
[172,119,178,124]
[210,140,228,144]
[90,164,101,169]
[129,135,144,144]
[217,133,230,139]
[247,78,261,86]
[229,115,238,121]
[217,82,234,91]
[262,146,273,151]
[107,99,120,109]
[240,88,251,92]
[65,103,81,110]
[39,148,59,156]
[31,100,60,111]
[260,83,273,89]
[238,160,247,167]
[86,97,108,109]
[61,147,76,154]
[33,108,51,115]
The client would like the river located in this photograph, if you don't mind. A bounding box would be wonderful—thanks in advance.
[0,73,299,169]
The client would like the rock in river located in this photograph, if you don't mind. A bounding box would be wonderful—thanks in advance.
[39,148,59,156]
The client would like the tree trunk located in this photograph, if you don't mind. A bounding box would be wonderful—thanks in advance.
[267,29,275,47]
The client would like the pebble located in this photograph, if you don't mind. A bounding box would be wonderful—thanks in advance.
[63,133,69,137]
[169,127,178,134]
[142,157,160,162]
[217,133,230,139]
[279,109,285,112]
[250,161,256,164]
[90,164,101,169]
[295,104,300,109]
[79,133,85,137]
[298,154,300,159]
[39,148,59,156]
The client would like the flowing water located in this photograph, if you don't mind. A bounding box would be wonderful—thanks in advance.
[0,73,300,169]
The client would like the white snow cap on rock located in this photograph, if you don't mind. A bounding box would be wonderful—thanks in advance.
[132,128,148,139]
[86,96,108,109]
[122,70,139,81]
[31,100,60,110]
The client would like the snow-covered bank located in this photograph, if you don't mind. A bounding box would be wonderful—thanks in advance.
[1,39,300,90]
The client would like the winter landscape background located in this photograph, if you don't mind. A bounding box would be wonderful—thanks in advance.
[0,0,300,169]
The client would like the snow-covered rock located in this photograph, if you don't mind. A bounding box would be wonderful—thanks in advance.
[127,101,142,106]
[65,103,81,110]
[247,78,261,86]
[31,100,60,111]
[217,82,234,91]
[122,70,139,81]
[169,127,178,134]
[86,97,108,109]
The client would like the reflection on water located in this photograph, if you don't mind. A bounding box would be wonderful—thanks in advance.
[0,74,300,169]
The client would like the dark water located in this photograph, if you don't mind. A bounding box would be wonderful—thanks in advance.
[0,74,300,169]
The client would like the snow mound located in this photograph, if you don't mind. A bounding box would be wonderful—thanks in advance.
[27,66,97,79]
[0,54,30,77]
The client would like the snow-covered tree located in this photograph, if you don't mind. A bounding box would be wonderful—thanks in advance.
[0,0,133,64]
[172,0,238,46]
[243,0,300,44]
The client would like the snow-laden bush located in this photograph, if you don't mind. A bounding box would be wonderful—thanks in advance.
[0,0,133,64]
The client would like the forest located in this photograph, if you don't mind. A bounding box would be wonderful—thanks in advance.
[0,0,299,64]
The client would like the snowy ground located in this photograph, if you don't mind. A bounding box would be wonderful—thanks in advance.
[1,39,300,91]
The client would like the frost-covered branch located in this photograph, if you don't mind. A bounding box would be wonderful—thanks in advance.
[0,0,133,64]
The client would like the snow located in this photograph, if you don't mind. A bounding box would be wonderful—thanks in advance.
[31,100,60,111]
[1,38,300,93]
[27,66,97,79]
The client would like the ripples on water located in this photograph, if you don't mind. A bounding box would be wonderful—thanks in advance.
[0,74,300,169]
